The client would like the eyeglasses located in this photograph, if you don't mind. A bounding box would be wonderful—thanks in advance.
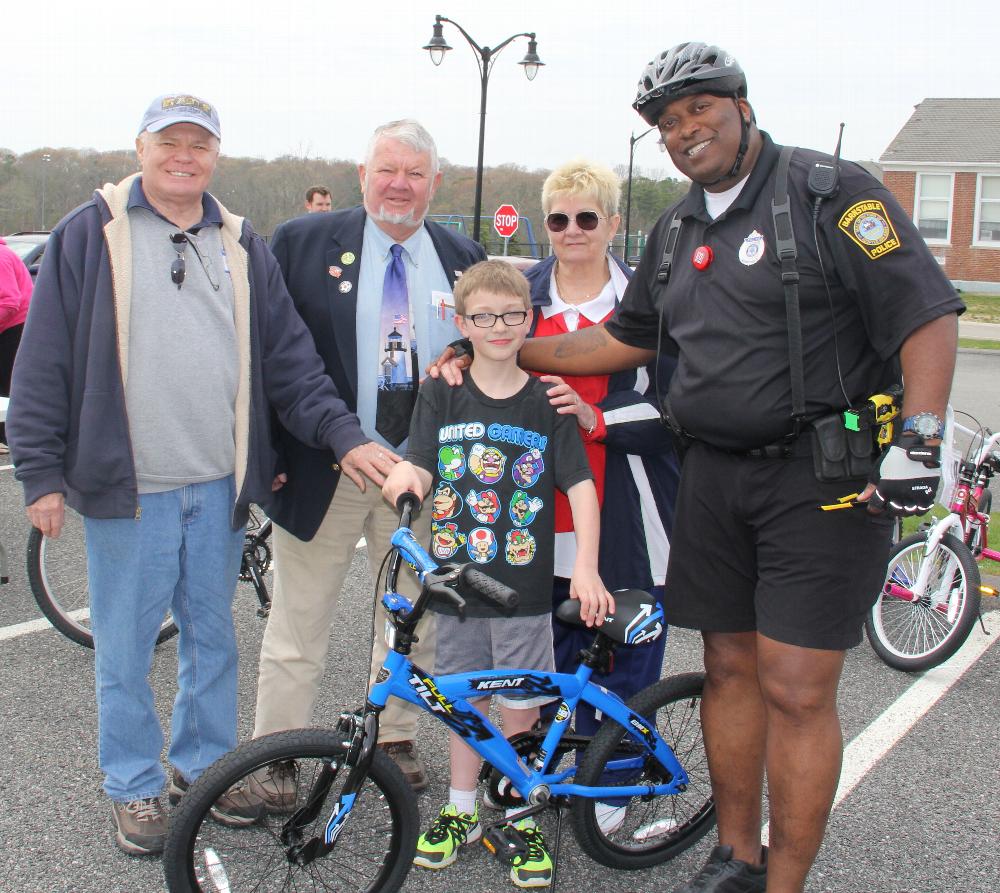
[467,310,529,328]
[545,211,606,232]
[170,232,187,288]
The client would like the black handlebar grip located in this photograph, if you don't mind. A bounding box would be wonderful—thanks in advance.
[396,492,419,513]
[460,565,519,610]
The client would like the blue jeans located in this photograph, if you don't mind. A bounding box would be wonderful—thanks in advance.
[85,476,245,802]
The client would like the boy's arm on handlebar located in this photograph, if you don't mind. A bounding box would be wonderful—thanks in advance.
[382,461,432,508]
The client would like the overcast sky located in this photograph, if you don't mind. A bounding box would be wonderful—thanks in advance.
[4,0,994,183]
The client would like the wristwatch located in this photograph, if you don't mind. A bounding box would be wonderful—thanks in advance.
[901,412,945,440]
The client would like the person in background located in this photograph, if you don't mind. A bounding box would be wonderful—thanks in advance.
[304,186,332,213]
[0,235,33,452]
[524,160,679,796]
[6,93,370,857]
[252,119,486,797]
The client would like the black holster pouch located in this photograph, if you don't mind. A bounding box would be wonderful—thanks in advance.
[810,413,877,482]
[661,396,693,464]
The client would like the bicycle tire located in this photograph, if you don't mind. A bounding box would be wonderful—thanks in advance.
[570,672,715,870]
[26,513,178,649]
[866,532,982,672]
[163,728,418,893]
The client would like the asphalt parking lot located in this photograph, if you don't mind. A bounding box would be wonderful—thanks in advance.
[1,348,998,892]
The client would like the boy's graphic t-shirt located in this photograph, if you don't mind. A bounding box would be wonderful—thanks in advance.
[406,373,593,616]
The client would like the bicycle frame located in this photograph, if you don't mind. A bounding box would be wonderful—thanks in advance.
[885,430,999,609]
[291,515,683,862]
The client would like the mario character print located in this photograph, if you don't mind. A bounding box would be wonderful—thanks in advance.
[438,445,466,481]
[509,490,543,527]
[467,527,498,564]
[466,488,501,525]
[432,482,463,521]
[512,448,544,488]
[431,522,466,560]
[506,529,536,567]
[468,443,506,484]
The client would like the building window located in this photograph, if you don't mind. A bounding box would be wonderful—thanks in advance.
[914,173,952,243]
[975,175,1000,246]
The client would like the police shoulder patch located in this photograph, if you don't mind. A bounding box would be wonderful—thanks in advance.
[837,199,901,260]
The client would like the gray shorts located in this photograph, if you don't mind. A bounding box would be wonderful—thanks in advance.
[434,613,556,709]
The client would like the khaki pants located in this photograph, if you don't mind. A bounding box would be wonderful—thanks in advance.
[253,481,435,742]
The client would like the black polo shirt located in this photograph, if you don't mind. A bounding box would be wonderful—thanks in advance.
[607,133,964,451]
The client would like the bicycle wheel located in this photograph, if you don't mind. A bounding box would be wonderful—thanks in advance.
[866,532,981,672]
[163,728,418,893]
[570,672,715,870]
[26,509,178,649]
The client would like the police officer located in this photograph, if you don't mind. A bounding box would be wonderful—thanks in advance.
[431,41,962,893]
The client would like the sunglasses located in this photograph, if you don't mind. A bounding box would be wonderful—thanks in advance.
[545,211,606,232]
[169,232,187,288]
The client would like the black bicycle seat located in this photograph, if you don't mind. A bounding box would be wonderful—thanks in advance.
[555,588,665,646]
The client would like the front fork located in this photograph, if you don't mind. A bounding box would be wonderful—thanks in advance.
[284,708,380,866]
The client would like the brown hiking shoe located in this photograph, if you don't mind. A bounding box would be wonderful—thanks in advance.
[170,770,263,827]
[111,797,167,856]
[378,740,428,791]
[246,760,299,813]
[210,781,264,827]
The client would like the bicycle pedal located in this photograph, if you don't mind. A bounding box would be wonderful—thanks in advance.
[481,824,528,865]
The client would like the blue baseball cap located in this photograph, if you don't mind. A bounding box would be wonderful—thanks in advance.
[138,93,221,140]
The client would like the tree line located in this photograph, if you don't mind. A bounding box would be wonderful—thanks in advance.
[1,147,687,257]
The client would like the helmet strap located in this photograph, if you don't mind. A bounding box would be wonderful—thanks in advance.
[702,95,750,187]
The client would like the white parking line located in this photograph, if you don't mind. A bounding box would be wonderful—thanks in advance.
[0,610,89,642]
[762,610,999,843]
[0,539,368,642]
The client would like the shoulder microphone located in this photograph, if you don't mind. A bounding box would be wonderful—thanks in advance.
[808,122,845,200]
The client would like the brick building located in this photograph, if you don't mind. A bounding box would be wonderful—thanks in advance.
[880,98,1000,292]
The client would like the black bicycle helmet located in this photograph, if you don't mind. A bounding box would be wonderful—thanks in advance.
[633,42,747,125]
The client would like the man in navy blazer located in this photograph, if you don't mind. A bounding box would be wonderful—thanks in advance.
[252,120,486,795]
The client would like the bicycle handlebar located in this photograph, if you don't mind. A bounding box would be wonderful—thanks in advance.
[385,493,520,621]
[460,565,519,611]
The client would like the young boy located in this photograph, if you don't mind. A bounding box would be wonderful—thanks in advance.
[382,260,613,889]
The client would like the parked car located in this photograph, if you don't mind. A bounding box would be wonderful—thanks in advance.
[2,231,50,279]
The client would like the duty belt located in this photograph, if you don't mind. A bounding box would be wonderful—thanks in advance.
[720,431,815,460]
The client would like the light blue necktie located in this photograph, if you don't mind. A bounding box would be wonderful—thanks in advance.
[375,244,417,445]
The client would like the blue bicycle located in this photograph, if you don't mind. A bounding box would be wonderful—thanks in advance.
[164,497,714,892]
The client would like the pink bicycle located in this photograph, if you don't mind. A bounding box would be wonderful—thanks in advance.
[866,421,999,672]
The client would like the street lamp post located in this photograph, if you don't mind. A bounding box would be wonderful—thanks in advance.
[423,14,543,244]
[40,153,52,230]
[623,127,655,264]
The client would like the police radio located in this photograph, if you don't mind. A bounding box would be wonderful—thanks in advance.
[808,122,845,202]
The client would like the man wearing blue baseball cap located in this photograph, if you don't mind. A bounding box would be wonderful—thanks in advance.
[7,93,373,856]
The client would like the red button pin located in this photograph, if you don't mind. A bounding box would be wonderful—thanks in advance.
[692,245,714,270]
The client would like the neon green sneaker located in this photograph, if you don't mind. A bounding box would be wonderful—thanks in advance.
[509,818,553,888]
[413,803,482,870]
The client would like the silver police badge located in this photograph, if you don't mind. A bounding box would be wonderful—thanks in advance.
[738,229,765,267]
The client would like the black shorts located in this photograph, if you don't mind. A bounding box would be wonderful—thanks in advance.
[663,441,893,650]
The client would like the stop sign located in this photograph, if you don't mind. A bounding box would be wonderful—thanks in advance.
[493,204,519,239]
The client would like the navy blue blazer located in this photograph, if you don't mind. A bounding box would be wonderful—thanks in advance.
[266,206,486,540]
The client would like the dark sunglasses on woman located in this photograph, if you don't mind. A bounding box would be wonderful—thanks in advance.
[545,211,606,232]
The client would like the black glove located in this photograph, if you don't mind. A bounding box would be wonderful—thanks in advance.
[868,432,941,517]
